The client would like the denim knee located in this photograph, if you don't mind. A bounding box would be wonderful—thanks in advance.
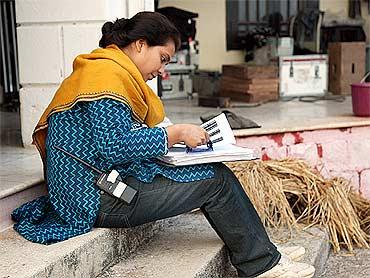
[212,163,243,193]
[202,163,240,209]
[213,163,234,182]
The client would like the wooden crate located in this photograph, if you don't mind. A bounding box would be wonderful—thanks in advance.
[220,89,278,103]
[221,76,278,93]
[222,64,278,79]
[328,42,366,95]
[220,64,279,103]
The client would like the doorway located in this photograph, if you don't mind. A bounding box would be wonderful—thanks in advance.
[0,0,21,146]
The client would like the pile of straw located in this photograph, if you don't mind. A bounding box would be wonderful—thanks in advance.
[227,158,370,252]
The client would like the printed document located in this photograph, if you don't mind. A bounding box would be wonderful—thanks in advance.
[157,113,258,166]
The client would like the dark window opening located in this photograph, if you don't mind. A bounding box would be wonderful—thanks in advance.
[226,0,319,51]
[1,0,21,147]
[0,0,20,111]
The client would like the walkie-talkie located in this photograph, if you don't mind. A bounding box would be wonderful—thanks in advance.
[54,146,137,204]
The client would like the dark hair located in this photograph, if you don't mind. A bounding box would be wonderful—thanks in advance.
[99,11,181,51]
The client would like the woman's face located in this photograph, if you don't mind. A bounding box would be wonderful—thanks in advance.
[131,40,175,82]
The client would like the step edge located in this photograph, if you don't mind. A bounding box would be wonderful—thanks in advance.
[313,229,331,277]
[0,182,47,232]
[1,222,163,278]
[34,222,163,278]
[195,245,231,278]
[0,178,44,200]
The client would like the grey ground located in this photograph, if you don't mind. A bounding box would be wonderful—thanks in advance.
[319,248,370,278]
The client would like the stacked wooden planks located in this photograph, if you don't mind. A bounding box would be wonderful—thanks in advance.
[220,64,279,103]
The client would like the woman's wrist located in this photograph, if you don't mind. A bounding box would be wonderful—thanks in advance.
[166,124,183,147]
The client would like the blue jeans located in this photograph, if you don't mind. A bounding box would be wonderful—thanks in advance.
[94,163,280,277]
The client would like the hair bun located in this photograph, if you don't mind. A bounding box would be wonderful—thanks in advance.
[101,21,114,35]
[112,18,129,31]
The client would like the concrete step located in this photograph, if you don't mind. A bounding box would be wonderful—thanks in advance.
[98,212,228,278]
[0,222,162,278]
[0,145,165,278]
[99,213,330,278]
[0,208,330,278]
[0,146,45,232]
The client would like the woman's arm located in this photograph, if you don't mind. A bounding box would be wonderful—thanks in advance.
[89,98,169,165]
[89,98,209,165]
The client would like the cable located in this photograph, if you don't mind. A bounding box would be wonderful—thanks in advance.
[298,94,346,103]
[280,97,298,102]
[230,102,262,108]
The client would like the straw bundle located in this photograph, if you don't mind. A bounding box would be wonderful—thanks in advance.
[349,192,370,234]
[227,158,370,252]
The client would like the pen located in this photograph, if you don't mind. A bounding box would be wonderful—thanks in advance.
[186,140,213,153]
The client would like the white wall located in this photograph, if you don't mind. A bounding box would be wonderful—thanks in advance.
[158,0,245,72]
[16,0,154,146]
[320,0,348,14]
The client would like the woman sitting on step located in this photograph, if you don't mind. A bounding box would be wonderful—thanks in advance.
[12,11,314,278]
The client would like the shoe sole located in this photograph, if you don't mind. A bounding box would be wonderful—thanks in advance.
[277,246,306,262]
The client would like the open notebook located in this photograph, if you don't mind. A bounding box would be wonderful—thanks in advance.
[157,113,258,166]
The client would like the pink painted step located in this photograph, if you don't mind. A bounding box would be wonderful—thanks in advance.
[236,125,370,199]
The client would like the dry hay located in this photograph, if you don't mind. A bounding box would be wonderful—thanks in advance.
[227,158,370,253]
[350,192,370,234]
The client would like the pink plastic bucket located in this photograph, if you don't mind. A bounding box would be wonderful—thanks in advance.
[351,72,370,117]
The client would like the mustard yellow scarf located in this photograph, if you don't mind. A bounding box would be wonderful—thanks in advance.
[33,44,165,162]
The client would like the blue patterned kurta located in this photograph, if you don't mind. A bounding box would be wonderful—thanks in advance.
[12,98,214,244]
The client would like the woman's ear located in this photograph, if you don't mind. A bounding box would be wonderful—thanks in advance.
[135,39,146,53]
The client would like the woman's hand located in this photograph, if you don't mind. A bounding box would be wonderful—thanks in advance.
[166,124,210,148]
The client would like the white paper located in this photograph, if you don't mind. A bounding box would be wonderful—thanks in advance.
[200,113,236,146]
[158,144,256,166]
[158,113,258,166]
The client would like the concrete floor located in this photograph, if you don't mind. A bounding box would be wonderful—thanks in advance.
[162,96,353,126]
[0,95,356,149]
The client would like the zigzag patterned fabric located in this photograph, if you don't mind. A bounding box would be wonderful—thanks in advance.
[12,98,214,244]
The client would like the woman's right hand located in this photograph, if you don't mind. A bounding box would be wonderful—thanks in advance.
[166,124,209,148]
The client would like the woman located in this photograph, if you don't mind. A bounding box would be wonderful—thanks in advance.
[12,12,314,277]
